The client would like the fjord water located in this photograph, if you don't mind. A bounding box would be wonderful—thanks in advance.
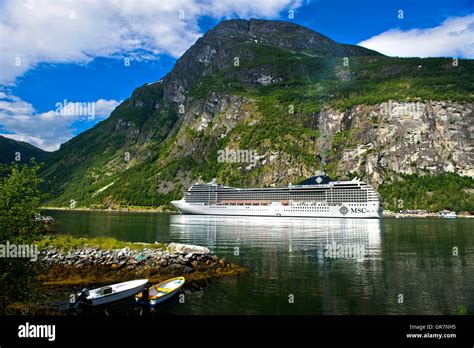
[47,210,474,315]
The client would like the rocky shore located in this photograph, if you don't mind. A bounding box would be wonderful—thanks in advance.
[3,241,245,315]
[38,242,246,287]
[382,211,473,218]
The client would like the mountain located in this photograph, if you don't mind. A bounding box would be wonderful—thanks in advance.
[39,19,474,212]
[0,136,48,164]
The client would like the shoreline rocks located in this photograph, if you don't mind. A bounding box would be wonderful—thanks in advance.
[38,243,246,287]
[167,242,210,255]
[3,243,246,315]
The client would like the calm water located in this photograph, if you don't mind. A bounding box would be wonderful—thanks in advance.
[46,210,474,315]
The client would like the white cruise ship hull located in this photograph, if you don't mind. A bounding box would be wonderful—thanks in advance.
[171,200,381,218]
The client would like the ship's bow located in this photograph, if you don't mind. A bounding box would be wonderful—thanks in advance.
[171,199,185,213]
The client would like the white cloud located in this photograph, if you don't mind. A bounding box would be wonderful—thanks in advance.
[0,0,303,85]
[202,0,304,18]
[358,15,474,58]
[0,93,120,151]
[1,133,51,151]
[94,99,121,117]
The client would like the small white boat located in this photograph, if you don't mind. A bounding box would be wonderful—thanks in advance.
[438,210,457,219]
[136,277,185,307]
[76,279,148,306]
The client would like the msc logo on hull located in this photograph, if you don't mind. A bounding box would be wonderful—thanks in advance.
[340,206,368,215]
[351,207,368,213]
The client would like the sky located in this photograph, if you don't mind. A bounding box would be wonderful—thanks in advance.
[0,0,473,151]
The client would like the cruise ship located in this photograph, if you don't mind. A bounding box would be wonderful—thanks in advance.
[171,175,382,218]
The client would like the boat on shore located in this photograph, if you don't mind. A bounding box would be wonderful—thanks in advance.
[136,277,185,307]
[438,210,457,218]
[74,279,148,307]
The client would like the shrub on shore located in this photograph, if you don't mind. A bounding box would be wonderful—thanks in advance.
[0,162,44,311]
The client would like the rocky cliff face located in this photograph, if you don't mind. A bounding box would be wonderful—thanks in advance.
[316,101,473,185]
[159,95,473,189]
[36,19,473,207]
[162,19,380,104]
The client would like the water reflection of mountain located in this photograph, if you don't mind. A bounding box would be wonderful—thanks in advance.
[169,215,382,258]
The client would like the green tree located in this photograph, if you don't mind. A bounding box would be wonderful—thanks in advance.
[0,162,44,312]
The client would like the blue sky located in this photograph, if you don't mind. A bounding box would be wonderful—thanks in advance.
[0,0,473,150]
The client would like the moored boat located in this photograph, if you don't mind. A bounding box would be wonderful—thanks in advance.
[74,279,148,307]
[136,276,185,306]
[438,210,457,218]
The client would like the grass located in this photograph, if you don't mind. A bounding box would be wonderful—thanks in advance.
[36,235,167,251]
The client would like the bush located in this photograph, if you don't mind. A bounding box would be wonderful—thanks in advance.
[0,162,44,310]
